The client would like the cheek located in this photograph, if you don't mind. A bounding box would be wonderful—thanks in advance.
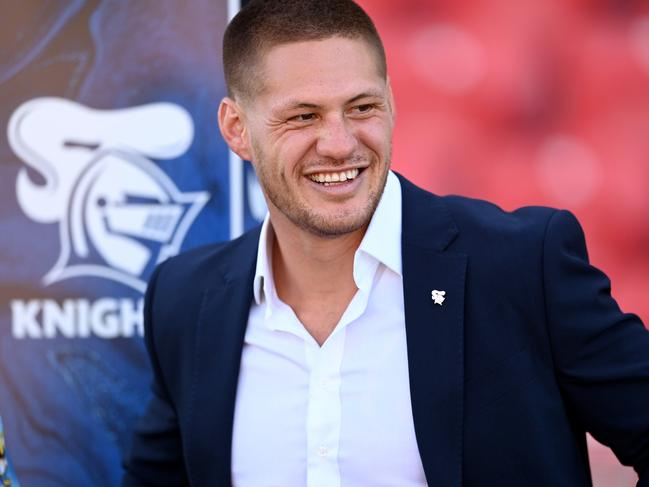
[357,116,393,146]
[275,132,316,174]
[359,127,391,158]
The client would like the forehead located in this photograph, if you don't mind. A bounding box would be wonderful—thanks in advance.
[254,37,386,108]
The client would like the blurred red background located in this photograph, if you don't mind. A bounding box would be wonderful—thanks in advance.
[357,0,649,485]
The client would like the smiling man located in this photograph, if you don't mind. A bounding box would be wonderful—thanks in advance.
[122,1,649,486]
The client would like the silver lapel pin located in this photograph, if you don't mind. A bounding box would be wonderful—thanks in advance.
[431,290,446,306]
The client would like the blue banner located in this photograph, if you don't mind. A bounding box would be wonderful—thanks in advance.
[0,1,261,485]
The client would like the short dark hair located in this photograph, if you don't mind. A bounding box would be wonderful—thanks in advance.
[223,0,387,101]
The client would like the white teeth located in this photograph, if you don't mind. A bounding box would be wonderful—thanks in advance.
[309,168,360,184]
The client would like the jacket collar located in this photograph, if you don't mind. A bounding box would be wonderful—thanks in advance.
[184,227,260,486]
[398,173,466,487]
[398,173,459,251]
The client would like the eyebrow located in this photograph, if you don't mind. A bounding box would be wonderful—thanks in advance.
[279,90,385,111]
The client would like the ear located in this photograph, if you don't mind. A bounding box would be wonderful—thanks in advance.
[218,97,252,161]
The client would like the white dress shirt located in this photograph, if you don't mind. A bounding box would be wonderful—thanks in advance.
[231,171,428,487]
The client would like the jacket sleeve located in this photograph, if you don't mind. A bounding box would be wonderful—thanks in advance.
[121,263,190,487]
[542,210,649,485]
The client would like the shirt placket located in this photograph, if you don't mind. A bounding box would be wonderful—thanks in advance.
[304,328,346,487]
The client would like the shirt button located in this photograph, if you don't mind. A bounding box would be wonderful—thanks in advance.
[317,446,329,457]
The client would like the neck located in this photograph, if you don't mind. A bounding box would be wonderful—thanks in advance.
[270,212,365,303]
[266,206,372,345]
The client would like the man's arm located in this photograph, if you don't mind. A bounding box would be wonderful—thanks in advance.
[122,264,189,487]
[543,210,649,485]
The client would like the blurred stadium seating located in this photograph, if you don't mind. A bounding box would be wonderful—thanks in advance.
[358,0,649,484]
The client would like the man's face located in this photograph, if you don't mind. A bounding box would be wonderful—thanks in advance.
[239,36,394,238]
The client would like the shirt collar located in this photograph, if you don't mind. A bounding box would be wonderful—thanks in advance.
[253,214,273,307]
[252,170,403,308]
[355,170,402,278]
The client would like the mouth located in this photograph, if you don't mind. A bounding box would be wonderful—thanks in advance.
[307,168,362,186]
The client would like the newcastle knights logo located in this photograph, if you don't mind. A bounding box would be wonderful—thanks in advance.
[8,97,209,293]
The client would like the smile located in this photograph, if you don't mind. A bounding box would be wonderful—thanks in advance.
[308,168,360,185]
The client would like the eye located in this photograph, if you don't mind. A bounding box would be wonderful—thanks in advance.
[288,113,316,123]
[352,104,376,115]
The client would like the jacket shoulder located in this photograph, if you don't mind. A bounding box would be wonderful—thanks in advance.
[441,193,559,240]
[152,225,261,299]
[434,193,565,284]
[397,173,564,252]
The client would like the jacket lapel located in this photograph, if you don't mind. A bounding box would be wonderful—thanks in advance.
[185,228,260,487]
[399,175,467,487]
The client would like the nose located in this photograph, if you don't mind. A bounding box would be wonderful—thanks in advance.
[315,114,358,161]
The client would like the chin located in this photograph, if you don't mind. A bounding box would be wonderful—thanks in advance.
[295,207,374,238]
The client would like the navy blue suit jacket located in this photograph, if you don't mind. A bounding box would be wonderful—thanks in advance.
[123,175,649,486]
